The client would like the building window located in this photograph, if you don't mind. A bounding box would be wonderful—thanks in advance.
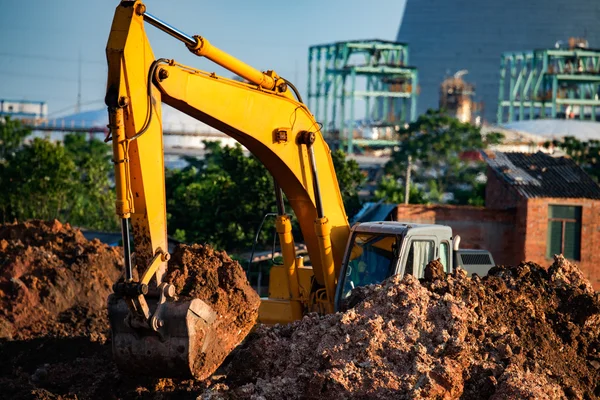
[547,205,582,260]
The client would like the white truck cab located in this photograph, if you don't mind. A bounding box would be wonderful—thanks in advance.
[334,221,494,311]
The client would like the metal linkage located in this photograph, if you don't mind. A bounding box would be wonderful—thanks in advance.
[498,48,600,123]
[141,10,279,91]
[142,12,196,47]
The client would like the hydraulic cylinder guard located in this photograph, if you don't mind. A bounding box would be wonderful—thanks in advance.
[107,294,217,379]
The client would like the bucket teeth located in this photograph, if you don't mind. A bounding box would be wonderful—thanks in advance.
[108,294,217,379]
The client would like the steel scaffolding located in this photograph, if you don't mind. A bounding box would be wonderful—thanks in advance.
[308,39,418,153]
[497,48,600,123]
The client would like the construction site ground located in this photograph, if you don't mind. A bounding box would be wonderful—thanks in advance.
[1,220,599,399]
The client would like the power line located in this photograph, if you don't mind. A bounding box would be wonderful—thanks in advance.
[0,51,105,66]
[0,69,106,84]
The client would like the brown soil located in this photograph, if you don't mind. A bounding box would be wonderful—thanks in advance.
[0,221,259,399]
[209,256,600,399]
[0,219,123,339]
[164,244,261,380]
[1,220,599,399]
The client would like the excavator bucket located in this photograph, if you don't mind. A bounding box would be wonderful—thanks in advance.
[107,293,217,379]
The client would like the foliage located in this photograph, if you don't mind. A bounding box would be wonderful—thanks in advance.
[543,136,600,183]
[3,138,77,221]
[331,150,365,218]
[0,116,29,159]
[63,133,118,231]
[166,142,276,251]
[0,118,117,230]
[373,175,427,204]
[166,143,368,251]
[450,182,486,207]
[386,109,503,205]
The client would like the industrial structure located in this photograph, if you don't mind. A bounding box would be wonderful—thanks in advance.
[397,0,600,123]
[0,99,47,120]
[497,39,600,123]
[439,71,480,125]
[307,39,418,153]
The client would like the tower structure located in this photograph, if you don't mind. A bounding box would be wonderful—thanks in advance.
[308,39,418,153]
[498,39,600,123]
[398,0,600,123]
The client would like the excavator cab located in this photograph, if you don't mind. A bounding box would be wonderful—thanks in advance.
[335,222,455,311]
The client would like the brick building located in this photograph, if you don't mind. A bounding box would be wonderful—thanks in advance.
[393,151,600,289]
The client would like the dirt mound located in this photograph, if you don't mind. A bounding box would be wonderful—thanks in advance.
[2,219,599,399]
[0,220,123,339]
[0,223,259,399]
[164,244,261,379]
[210,256,600,399]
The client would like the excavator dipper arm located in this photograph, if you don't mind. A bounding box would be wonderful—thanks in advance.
[105,1,350,378]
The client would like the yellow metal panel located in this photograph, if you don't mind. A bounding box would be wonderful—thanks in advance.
[154,64,350,287]
[106,2,167,282]
[258,299,299,325]
[267,266,290,299]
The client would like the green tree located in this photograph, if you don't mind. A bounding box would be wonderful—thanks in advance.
[0,117,118,230]
[331,150,365,218]
[3,138,77,221]
[63,133,118,231]
[166,143,368,251]
[0,116,30,159]
[166,143,275,251]
[543,136,599,183]
[386,109,503,205]
[373,175,427,204]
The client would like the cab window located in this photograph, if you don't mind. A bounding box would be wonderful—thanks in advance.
[339,233,397,300]
[404,240,435,278]
[440,242,450,272]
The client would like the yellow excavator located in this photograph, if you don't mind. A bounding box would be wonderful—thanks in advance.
[105,1,494,379]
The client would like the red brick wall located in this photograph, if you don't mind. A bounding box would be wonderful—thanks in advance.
[394,204,518,266]
[394,196,600,289]
[485,167,521,210]
[522,198,600,289]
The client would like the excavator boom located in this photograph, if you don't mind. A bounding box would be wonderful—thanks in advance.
[105,1,350,378]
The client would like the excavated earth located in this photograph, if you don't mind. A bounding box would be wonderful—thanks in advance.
[207,258,600,400]
[1,220,599,399]
[0,220,259,399]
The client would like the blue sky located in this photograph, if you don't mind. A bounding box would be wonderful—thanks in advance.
[0,1,406,117]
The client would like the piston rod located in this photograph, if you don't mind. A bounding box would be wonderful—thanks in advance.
[142,12,196,47]
[141,10,277,90]
[121,218,134,282]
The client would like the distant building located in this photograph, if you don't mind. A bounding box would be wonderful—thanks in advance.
[483,151,600,287]
[397,0,600,122]
[439,71,480,125]
[383,151,600,288]
[0,99,47,120]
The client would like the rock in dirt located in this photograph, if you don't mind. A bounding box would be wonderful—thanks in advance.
[163,243,261,380]
[424,258,445,281]
[209,256,600,400]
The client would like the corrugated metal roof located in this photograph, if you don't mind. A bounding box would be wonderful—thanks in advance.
[352,201,397,224]
[503,119,600,141]
[483,151,600,199]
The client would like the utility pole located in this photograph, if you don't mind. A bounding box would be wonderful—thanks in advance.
[404,156,412,204]
[75,50,82,114]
